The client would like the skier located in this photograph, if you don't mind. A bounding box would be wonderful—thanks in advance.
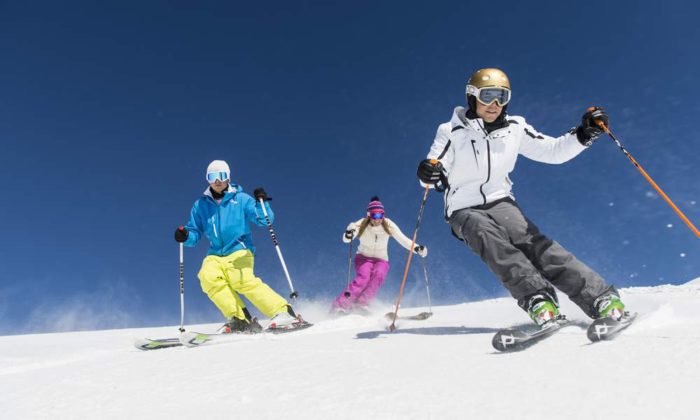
[331,196,428,315]
[174,160,303,333]
[417,68,627,327]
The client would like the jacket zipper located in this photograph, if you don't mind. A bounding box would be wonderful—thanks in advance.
[216,206,224,252]
[470,140,479,169]
[479,137,492,206]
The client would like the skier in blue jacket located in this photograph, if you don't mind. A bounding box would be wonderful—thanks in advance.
[175,160,301,333]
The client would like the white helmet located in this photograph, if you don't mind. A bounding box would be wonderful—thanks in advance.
[205,160,230,183]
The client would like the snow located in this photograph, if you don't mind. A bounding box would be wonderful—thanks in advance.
[2,283,700,419]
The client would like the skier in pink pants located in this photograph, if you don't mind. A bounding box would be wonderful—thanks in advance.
[331,197,428,315]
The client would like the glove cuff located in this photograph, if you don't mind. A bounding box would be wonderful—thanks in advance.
[575,126,593,147]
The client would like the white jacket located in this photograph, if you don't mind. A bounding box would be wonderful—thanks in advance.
[427,107,587,217]
[343,217,415,261]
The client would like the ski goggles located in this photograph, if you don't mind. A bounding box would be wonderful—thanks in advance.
[206,171,229,183]
[370,211,384,220]
[466,85,511,106]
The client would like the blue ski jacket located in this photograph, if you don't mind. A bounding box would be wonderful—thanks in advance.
[183,184,273,256]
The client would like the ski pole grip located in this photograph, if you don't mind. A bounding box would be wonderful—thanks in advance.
[586,107,611,134]
[595,120,610,133]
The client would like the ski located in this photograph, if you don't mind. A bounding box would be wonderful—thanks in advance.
[266,318,313,334]
[587,312,637,343]
[180,319,314,347]
[492,317,569,352]
[134,337,182,351]
[178,330,254,347]
[384,311,433,321]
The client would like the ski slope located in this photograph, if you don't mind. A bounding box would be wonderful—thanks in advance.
[2,280,699,419]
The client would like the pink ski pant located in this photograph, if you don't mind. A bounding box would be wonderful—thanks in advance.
[333,254,390,309]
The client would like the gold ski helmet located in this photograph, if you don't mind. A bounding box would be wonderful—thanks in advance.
[466,68,511,108]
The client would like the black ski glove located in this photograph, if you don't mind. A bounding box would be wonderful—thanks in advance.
[417,159,449,192]
[417,159,444,185]
[174,226,189,243]
[344,229,355,240]
[253,187,271,201]
[576,107,609,146]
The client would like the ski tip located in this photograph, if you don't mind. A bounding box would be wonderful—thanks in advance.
[265,321,313,334]
[134,338,182,351]
[586,312,637,342]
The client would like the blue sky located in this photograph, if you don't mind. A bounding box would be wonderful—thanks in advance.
[1,1,698,334]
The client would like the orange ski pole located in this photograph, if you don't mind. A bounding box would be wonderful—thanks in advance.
[592,111,700,239]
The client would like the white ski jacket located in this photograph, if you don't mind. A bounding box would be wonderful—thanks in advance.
[342,217,415,261]
[427,107,587,218]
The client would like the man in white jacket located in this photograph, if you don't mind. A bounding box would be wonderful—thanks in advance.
[417,68,626,326]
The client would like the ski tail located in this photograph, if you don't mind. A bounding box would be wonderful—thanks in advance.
[492,317,569,352]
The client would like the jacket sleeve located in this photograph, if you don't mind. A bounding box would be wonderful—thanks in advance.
[244,194,274,227]
[517,117,587,164]
[387,219,415,252]
[342,219,363,243]
[423,123,455,186]
[183,201,203,248]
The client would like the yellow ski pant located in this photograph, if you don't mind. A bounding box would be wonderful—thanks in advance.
[198,250,288,320]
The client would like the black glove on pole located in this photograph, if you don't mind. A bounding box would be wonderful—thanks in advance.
[576,106,609,146]
[174,226,189,243]
[417,159,444,184]
[253,187,271,201]
[417,159,449,191]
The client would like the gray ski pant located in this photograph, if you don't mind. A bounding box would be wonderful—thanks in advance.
[449,198,616,318]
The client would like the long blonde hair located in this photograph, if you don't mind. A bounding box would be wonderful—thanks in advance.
[357,216,392,238]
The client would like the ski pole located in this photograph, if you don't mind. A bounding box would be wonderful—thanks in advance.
[389,183,431,331]
[420,257,433,315]
[178,230,185,333]
[258,197,299,299]
[344,240,353,298]
[593,112,700,239]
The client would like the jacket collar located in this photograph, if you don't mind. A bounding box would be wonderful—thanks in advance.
[451,106,509,134]
[203,184,240,201]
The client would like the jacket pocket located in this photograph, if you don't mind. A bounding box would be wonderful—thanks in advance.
[470,140,479,169]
